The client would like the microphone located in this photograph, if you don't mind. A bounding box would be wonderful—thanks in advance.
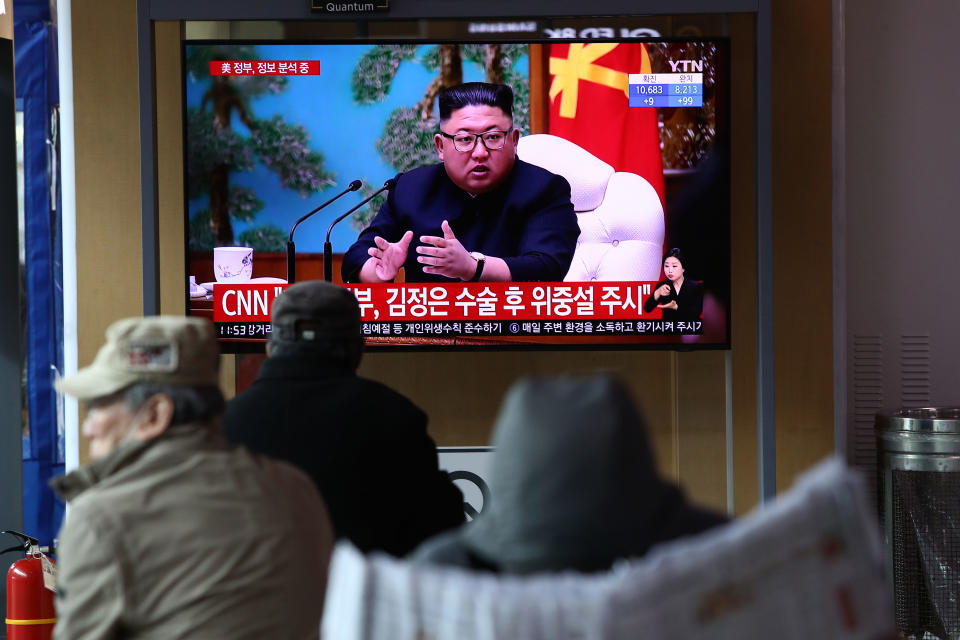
[286,179,363,284]
[324,175,400,282]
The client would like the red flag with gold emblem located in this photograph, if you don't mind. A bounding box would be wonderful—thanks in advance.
[547,43,665,206]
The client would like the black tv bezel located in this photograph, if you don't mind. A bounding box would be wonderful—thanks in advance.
[180,33,732,353]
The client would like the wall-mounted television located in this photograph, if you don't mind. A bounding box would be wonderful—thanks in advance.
[183,23,730,351]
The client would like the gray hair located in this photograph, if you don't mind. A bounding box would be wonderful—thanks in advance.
[123,384,225,425]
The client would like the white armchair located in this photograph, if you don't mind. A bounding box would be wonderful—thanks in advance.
[517,134,665,282]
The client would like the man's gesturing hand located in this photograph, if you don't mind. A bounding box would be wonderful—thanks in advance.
[416,220,477,281]
[367,230,414,281]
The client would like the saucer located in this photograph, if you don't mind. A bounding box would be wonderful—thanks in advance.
[200,277,288,293]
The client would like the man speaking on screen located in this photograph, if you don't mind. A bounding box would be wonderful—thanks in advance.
[341,82,580,284]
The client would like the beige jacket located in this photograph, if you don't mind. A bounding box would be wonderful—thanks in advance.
[50,422,333,639]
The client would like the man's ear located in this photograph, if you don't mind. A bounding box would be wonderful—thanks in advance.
[434,133,445,161]
[132,393,175,441]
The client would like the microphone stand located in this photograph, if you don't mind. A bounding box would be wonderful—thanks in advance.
[286,179,362,284]
[324,177,399,282]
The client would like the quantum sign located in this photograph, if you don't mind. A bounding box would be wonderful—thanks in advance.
[311,0,388,13]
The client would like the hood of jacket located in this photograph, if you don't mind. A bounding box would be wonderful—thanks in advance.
[460,373,720,574]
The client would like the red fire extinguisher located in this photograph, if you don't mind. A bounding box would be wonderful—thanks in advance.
[3,531,56,640]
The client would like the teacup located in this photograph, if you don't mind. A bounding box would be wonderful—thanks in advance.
[214,246,254,283]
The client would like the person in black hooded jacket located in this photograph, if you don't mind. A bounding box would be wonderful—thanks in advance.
[411,372,726,574]
[224,281,464,557]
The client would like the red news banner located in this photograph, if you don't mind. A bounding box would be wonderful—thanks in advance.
[212,282,703,339]
[209,60,321,76]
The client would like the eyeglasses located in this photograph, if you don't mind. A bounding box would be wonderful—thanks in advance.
[439,129,513,153]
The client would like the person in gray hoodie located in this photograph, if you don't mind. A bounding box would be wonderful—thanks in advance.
[412,372,727,574]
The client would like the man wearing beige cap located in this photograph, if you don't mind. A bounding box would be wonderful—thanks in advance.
[51,316,333,640]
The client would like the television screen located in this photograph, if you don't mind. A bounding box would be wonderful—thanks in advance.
[184,34,730,350]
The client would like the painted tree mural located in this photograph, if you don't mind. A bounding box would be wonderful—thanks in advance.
[186,45,335,251]
[348,43,529,229]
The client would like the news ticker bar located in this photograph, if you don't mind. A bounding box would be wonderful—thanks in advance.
[213,281,662,323]
[217,319,703,339]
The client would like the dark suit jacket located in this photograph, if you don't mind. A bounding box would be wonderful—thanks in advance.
[223,354,464,557]
[341,160,579,282]
[643,278,704,322]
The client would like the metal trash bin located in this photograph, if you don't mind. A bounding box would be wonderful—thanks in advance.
[877,408,960,640]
